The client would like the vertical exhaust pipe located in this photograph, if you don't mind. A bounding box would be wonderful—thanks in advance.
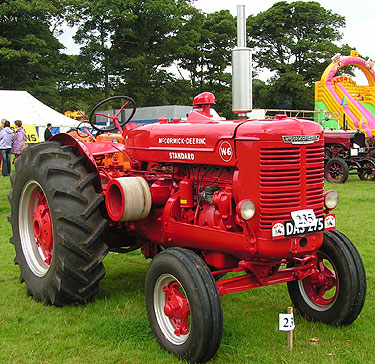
[232,5,252,118]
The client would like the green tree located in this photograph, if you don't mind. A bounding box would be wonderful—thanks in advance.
[55,54,100,113]
[70,0,196,106]
[0,0,66,106]
[173,10,236,115]
[247,1,353,109]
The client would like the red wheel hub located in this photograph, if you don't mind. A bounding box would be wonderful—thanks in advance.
[32,191,53,265]
[163,282,190,336]
[303,254,337,306]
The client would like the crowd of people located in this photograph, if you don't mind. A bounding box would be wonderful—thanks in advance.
[0,119,27,177]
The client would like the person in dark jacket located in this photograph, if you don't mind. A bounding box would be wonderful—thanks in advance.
[0,120,14,176]
[11,119,27,159]
[44,123,52,141]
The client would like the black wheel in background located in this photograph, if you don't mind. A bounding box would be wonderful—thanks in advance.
[358,160,375,181]
[145,248,223,363]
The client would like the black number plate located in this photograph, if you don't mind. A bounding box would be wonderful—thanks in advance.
[284,216,325,237]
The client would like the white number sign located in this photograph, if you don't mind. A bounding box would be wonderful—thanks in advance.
[279,313,295,332]
[291,209,317,228]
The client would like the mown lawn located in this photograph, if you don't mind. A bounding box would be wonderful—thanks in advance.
[1,174,374,364]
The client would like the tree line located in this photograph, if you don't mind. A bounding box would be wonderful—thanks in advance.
[0,0,361,118]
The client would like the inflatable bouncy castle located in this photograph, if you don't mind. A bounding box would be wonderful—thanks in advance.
[315,51,375,137]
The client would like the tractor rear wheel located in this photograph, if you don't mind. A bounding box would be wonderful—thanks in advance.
[358,160,375,181]
[324,158,349,183]
[287,230,366,326]
[145,248,223,363]
[8,142,108,306]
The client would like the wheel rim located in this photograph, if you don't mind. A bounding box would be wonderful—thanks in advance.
[19,180,53,277]
[154,274,190,345]
[359,162,375,181]
[327,161,345,182]
[299,252,338,311]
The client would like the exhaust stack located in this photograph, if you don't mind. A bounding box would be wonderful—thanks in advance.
[232,5,252,117]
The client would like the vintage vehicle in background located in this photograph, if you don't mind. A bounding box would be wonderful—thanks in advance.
[8,6,366,363]
[324,129,375,183]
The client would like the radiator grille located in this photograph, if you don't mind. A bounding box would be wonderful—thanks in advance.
[260,146,324,230]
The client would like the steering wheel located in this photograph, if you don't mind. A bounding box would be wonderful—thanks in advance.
[88,96,136,133]
[75,121,96,141]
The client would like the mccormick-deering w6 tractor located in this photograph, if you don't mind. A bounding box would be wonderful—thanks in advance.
[9,6,365,363]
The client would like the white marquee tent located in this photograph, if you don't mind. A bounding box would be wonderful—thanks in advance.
[0,90,78,137]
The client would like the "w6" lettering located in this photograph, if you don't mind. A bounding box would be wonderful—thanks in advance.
[218,141,233,162]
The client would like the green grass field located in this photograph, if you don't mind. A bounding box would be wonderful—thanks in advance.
[1,174,374,364]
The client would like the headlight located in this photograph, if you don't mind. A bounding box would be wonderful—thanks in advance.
[236,200,256,220]
[324,190,339,210]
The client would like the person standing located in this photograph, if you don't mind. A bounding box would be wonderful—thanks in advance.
[0,120,14,176]
[0,119,5,174]
[44,123,52,141]
[11,120,27,160]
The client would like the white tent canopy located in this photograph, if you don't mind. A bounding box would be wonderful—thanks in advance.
[0,90,78,130]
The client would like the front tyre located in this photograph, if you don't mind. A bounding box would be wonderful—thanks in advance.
[145,248,223,363]
[8,142,108,306]
[287,230,366,326]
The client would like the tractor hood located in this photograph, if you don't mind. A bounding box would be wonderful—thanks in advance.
[125,116,323,166]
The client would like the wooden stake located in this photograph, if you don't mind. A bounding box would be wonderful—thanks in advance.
[287,306,294,351]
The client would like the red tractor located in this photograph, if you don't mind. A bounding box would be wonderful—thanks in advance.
[324,129,375,183]
[8,7,365,363]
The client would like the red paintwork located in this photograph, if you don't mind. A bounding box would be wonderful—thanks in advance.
[324,129,355,148]
[300,252,337,305]
[54,95,331,295]
[163,282,190,336]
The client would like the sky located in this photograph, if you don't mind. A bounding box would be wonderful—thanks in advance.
[58,0,374,83]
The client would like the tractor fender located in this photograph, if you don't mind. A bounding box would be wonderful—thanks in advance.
[50,133,102,192]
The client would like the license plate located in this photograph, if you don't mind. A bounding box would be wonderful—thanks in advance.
[271,214,336,239]
[284,216,324,237]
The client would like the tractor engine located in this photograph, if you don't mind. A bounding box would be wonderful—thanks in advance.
[98,96,331,269]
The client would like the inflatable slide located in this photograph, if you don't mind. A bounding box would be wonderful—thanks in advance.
[315,51,375,137]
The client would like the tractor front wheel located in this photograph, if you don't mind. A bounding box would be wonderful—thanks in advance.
[324,158,349,183]
[145,248,223,363]
[287,230,366,326]
[8,142,108,306]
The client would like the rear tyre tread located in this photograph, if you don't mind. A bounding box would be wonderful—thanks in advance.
[9,142,108,307]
